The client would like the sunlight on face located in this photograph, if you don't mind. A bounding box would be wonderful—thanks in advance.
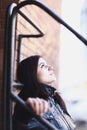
[37,58,56,85]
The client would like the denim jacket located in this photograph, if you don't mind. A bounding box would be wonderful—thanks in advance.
[13,85,76,130]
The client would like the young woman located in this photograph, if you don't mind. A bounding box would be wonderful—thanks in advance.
[13,55,76,130]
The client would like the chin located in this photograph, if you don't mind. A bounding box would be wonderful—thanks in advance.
[50,78,56,84]
[52,76,56,81]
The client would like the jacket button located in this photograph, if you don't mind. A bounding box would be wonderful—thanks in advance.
[49,115,53,118]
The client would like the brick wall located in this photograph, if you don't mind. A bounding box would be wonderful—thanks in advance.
[15,0,62,86]
[0,0,62,129]
[0,1,19,129]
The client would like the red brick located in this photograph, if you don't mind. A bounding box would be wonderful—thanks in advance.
[0,0,62,130]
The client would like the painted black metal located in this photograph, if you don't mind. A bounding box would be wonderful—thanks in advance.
[17,10,44,64]
[3,1,87,130]
[3,2,44,130]
[17,33,44,64]
[3,3,17,130]
[18,10,44,35]
[11,92,58,130]
[12,0,87,45]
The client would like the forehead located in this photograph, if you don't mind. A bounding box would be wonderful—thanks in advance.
[38,57,47,65]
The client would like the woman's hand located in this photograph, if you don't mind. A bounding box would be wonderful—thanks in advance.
[26,97,50,116]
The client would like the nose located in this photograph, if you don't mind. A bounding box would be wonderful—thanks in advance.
[48,65,53,71]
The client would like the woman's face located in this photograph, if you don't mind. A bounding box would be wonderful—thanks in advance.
[37,57,56,85]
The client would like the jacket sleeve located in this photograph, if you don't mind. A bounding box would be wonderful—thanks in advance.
[13,116,49,130]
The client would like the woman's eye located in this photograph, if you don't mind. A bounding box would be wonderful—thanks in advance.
[40,64,45,68]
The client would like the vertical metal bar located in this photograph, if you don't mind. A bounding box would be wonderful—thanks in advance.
[3,2,44,130]
[2,5,10,130]
[3,1,87,130]
[17,35,22,64]
[3,3,17,130]
[8,6,17,130]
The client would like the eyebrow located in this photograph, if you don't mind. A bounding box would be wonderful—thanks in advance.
[39,62,45,66]
[39,61,47,66]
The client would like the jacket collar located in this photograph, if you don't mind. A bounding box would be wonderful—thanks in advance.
[40,84,56,97]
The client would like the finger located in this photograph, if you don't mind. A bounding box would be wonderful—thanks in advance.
[41,99,50,113]
[26,98,41,115]
[26,98,50,116]
[36,98,50,115]
[35,98,43,115]
[26,98,36,110]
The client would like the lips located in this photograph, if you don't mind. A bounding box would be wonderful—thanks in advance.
[50,72,54,75]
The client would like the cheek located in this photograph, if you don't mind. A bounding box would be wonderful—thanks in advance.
[37,70,48,83]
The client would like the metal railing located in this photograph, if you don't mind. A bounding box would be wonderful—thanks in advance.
[3,0,87,130]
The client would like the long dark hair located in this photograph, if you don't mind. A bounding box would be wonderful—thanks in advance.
[17,55,41,100]
[17,55,68,114]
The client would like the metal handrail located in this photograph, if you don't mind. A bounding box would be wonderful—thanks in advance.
[17,9,44,65]
[3,0,87,130]
[3,2,44,130]
[11,92,58,130]
[12,0,87,45]
[3,4,17,130]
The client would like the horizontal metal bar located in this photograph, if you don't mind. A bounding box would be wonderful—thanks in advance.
[18,10,44,36]
[11,92,58,130]
[13,82,23,86]
[4,1,87,130]
[12,0,87,45]
[19,34,44,38]
[13,82,23,89]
